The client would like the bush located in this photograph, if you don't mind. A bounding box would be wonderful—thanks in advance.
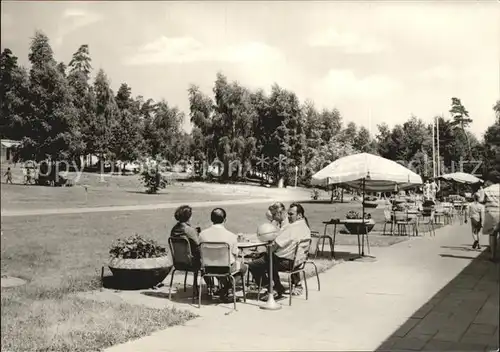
[140,167,167,194]
[345,210,371,219]
[109,234,167,259]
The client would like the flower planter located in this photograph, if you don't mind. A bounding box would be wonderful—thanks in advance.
[343,219,376,235]
[108,256,172,289]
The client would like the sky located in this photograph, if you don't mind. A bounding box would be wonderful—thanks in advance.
[1,1,499,139]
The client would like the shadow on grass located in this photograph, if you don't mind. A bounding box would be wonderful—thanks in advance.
[376,249,499,352]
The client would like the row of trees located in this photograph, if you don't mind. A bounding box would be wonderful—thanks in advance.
[1,31,499,184]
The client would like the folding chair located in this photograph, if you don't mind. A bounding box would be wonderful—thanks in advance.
[168,237,200,303]
[198,242,247,310]
[311,229,334,259]
[419,210,436,236]
[382,209,394,235]
[257,238,318,306]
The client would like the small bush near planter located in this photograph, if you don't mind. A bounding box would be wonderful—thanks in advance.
[345,210,372,220]
[140,167,167,194]
[109,234,167,259]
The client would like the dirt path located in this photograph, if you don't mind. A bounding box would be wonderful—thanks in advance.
[0,197,307,217]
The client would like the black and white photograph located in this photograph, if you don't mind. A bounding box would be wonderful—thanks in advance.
[1,1,499,351]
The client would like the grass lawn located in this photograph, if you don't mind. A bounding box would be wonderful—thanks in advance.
[0,181,257,211]
[1,184,442,351]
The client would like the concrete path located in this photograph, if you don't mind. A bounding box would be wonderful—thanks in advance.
[1,197,306,217]
[104,223,498,352]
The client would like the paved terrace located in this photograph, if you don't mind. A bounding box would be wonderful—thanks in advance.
[102,223,498,352]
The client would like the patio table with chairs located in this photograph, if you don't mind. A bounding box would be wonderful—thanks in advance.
[317,218,373,259]
[382,208,436,237]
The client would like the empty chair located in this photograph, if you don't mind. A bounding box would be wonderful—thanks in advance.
[382,209,394,235]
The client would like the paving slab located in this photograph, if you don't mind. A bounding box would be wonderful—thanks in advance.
[102,223,498,352]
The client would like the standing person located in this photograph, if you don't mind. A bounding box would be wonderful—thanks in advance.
[423,180,431,201]
[482,184,500,261]
[429,179,440,201]
[466,193,485,249]
[4,167,13,184]
[476,184,486,204]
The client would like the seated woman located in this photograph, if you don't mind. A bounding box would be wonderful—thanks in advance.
[170,205,201,267]
[267,202,289,229]
[170,205,214,290]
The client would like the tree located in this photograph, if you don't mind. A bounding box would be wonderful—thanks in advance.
[18,31,83,161]
[265,84,303,186]
[143,100,184,162]
[449,97,473,159]
[188,84,215,162]
[482,104,500,182]
[0,48,29,140]
[211,73,257,179]
[91,68,119,163]
[339,122,357,146]
[68,44,95,166]
[494,100,500,124]
[68,44,92,80]
[354,126,375,153]
[320,108,342,143]
[376,123,392,157]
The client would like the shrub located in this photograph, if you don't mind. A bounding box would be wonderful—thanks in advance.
[345,210,371,219]
[140,167,167,194]
[109,234,167,259]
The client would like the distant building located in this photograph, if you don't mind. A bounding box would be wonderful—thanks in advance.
[1,139,21,164]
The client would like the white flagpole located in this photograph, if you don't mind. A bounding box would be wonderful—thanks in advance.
[432,116,436,179]
[436,116,440,177]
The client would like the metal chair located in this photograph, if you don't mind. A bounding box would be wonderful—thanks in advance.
[382,209,394,235]
[257,238,317,306]
[198,242,246,310]
[393,210,414,236]
[168,237,200,303]
[419,210,436,236]
[311,230,334,259]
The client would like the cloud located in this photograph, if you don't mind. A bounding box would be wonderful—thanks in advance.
[1,12,13,29]
[54,8,103,46]
[317,69,401,100]
[308,28,390,54]
[418,65,454,80]
[124,36,283,65]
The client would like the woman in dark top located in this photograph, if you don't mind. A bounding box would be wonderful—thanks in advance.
[170,205,201,267]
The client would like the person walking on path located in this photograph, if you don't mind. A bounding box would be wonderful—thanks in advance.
[466,193,485,250]
[4,167,13,184]
[482,184,500,261]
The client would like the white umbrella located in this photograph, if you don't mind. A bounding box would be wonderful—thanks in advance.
[437,172,483,185]
[311,152,423,191]
[311,153,423,256]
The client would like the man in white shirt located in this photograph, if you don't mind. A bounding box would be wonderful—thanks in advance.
[249,202,311,301]
[199,208,247,300]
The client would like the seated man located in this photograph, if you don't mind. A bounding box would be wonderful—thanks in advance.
[249,202,311,300]
[199,208,248,300]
